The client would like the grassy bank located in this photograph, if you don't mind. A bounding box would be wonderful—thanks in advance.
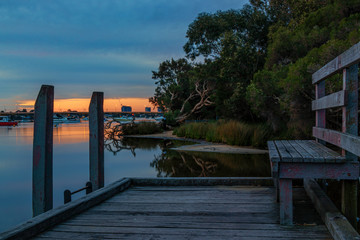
[122,122,163,135]
[173,120,272,148]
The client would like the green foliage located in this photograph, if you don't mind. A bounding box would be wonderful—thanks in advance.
[174,120,273,148]
[122,122,163,135]
[245,0,360,138]
[151,0,360,139]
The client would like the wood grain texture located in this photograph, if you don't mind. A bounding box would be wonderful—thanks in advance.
[304,179,360,240]
[312,41,360,84]
[32,185,331,240]
[274,141,292,162]
[312,90,346,111]
[32,85,54,217]
[89,92,104,190]
[279,179,293,225]
[0,178,131,240]
[278,162,359,180]
[313,127,360,157]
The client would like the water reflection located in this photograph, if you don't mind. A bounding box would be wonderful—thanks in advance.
[104,136,271,178]
[0,123,270,233]
[151,150,270,177]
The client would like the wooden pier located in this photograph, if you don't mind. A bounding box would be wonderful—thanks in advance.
[2,177,356,240]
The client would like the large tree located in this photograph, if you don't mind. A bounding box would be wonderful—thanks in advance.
[150,5,272,123]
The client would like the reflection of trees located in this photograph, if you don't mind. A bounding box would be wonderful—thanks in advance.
[151,151,218,177]
[104,121,167,156]
[104,121,136,156]
[151,151,271,178]
[104,122,271,178]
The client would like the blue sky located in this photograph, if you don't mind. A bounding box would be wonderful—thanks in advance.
[0,0,247,110]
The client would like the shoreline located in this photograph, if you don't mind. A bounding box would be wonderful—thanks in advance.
[125,131,268,154]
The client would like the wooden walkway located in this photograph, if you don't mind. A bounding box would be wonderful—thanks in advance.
[31,184,332,240]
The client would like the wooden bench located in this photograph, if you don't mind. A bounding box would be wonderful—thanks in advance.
[268,140,358,225]
[268,42,360,226]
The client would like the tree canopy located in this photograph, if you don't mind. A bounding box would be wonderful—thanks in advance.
[150,0,360,137]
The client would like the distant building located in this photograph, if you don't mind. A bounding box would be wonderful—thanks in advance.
[157,107,162,113]
[121,106,132,112]
[145,107,151,112]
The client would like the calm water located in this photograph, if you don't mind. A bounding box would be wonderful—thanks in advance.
[0,122,270,233]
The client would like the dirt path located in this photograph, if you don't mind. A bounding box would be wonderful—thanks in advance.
[127,131,268,154]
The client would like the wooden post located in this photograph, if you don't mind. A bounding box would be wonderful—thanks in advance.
[341,65,358,229]
[89,92,104,190]
[32,85,54,216]
[315,80,326,142]
[279,179,292,225]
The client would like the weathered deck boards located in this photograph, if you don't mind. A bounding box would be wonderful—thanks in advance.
[32,186,332,240]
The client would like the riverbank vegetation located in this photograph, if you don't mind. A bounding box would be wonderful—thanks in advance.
[150,0,360,139]
[121,122,163,135]
[173,120,272,148]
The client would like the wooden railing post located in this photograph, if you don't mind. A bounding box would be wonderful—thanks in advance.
[315,80,326,143]
[89,92,104,190]
[32,85,54,216]
[341,64,358,229]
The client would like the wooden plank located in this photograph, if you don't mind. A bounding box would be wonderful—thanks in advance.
[304,179,360,240]
[294,140,324,162]
[280,140,303,162]
[131,177,274,186]
[307,140,345,163]
[129,185,273,192]
[313,127,360,157]
[89,92,104,190]
[279,162,359,180]
[342,180,358,229]
[32,85,54,217]
[274,141,292,162]
[33,235,332,240]
[279,179,293,225]
[341,65,359,230]
[0,178,131,240]
[312,90,346,110]
[89,202,277,213]
[301,140,338,163]
[287,141,313,162]
[342,64,359,158]
[267,141,280,162]
[38,225,332,238]
[106,195,275,204]
[315,80,326,146]
[70,212,280,224]
[61,221,284,230]
[312,41,360,84]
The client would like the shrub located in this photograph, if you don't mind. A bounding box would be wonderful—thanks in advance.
[174,120,273,148]
[122,122,162,135]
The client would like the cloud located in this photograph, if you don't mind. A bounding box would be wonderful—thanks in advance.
[0,0,247,103]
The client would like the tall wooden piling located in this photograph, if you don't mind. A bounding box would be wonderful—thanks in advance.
[341,65,358,229]
[32,85,54,217]
[89,92,104,190]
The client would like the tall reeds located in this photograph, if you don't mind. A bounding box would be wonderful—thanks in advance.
[173,120,272,148]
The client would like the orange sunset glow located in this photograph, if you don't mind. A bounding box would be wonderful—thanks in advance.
[18,98,155,112]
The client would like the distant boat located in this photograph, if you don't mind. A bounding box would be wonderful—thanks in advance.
[64,115,80,123]
[53,114,80,123]
[20,115,33,122]
[0,116,18,126]
[53,114,67,123]
[113,116,133,124]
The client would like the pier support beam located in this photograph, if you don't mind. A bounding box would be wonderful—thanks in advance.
[32,85,54,217]
[89,92,104,190]
[341,65,358,230]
